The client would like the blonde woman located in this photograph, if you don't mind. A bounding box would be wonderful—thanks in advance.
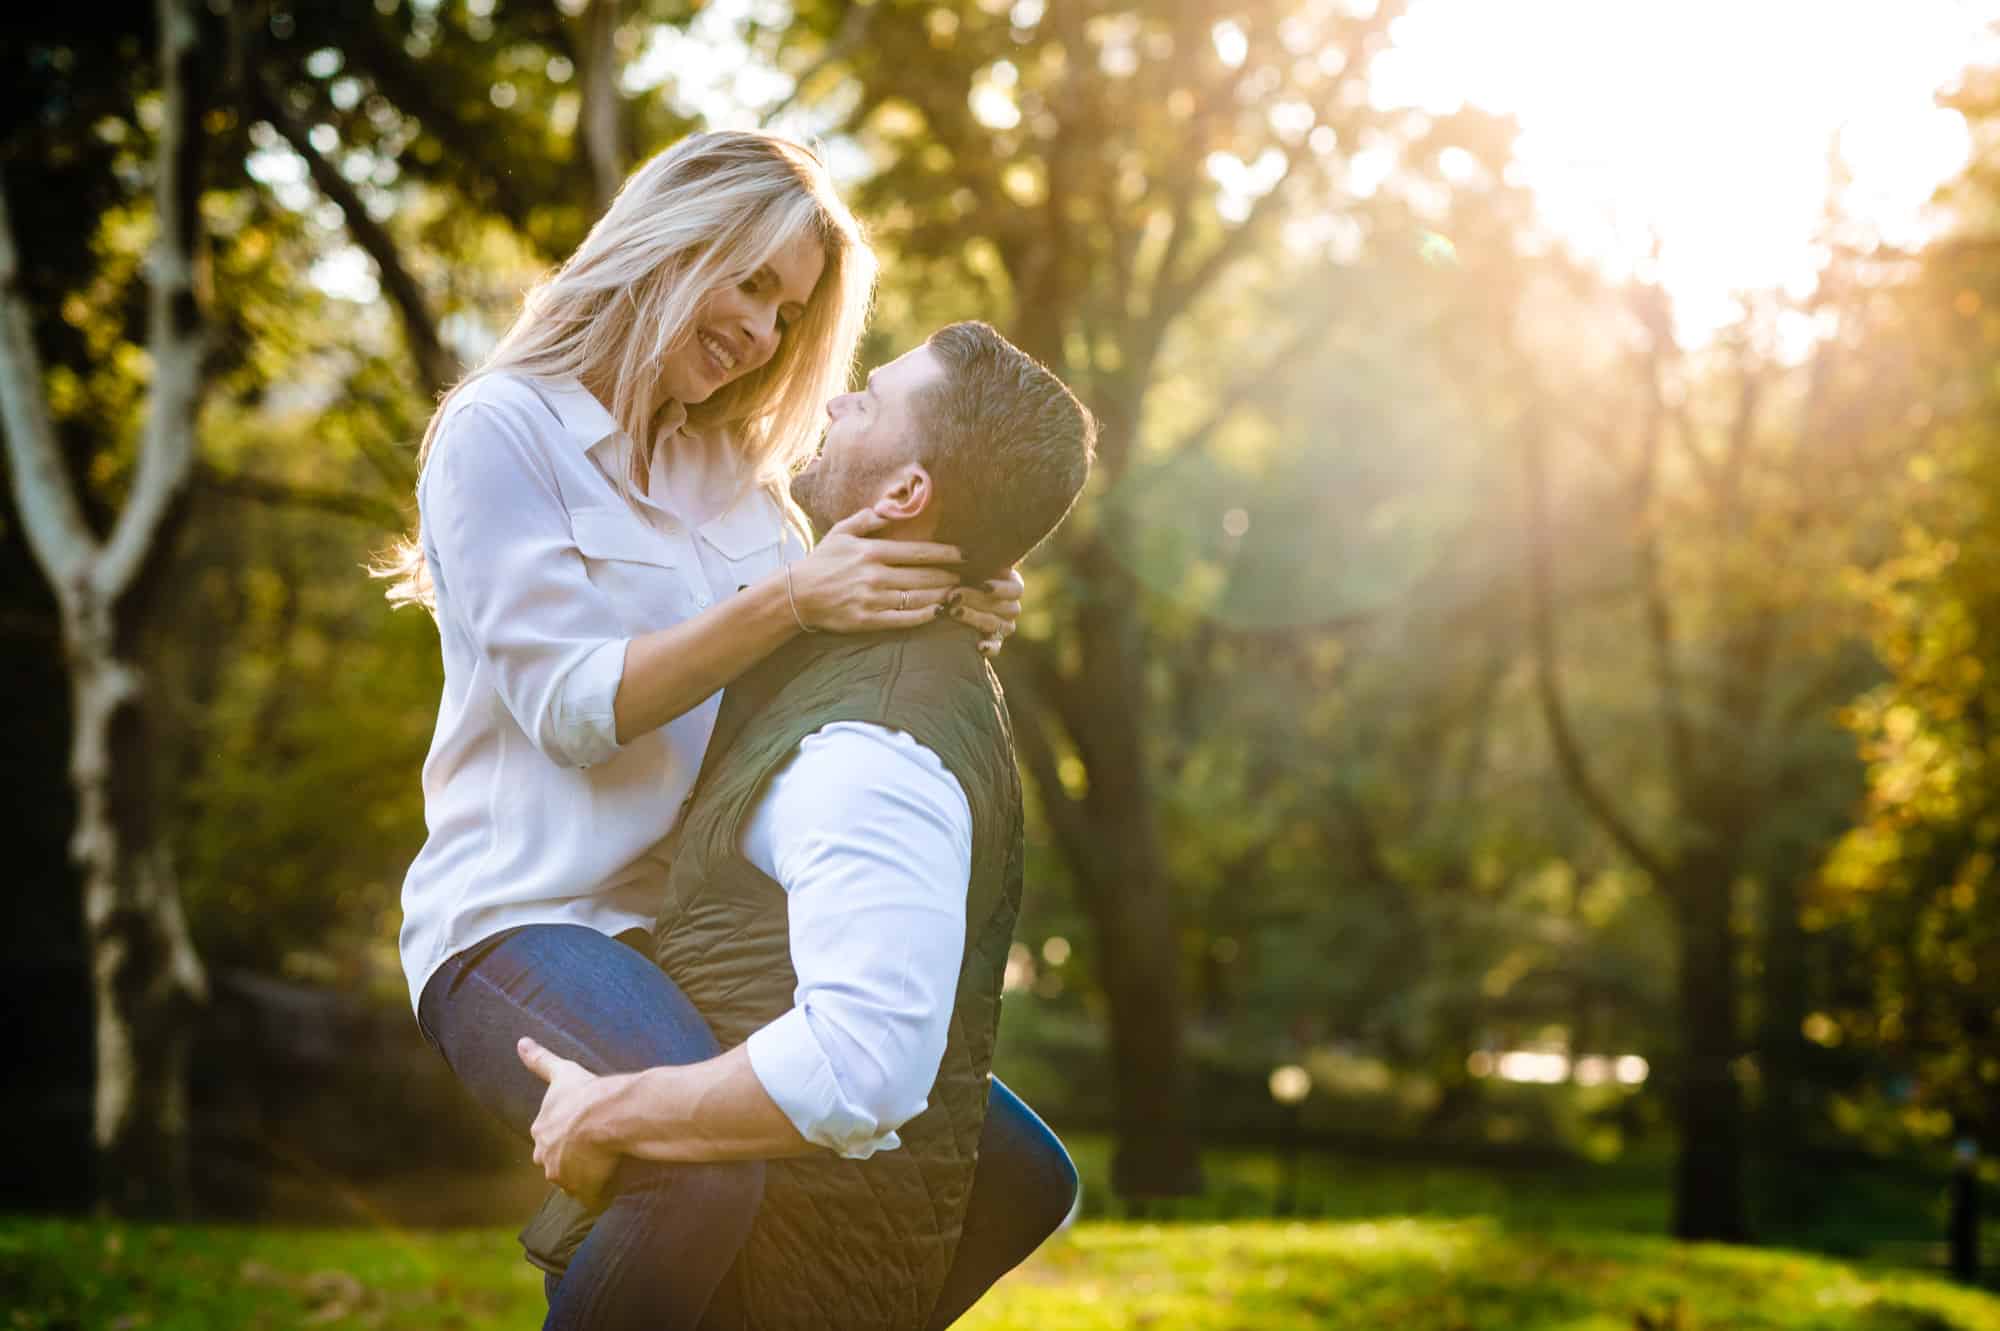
[382,133,1074,1330]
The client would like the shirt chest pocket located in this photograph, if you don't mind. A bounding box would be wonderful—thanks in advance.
[698,503,788,595]
[569,508,695,634]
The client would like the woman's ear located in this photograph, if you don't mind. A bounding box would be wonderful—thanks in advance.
[873,463,935,523]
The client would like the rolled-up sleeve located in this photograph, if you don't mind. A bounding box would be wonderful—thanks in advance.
[741,725,971,1159]
[423,403,631,769]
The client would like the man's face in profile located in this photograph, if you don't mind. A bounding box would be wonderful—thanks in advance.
[792,344,945,536]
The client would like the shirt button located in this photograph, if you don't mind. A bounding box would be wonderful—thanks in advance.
[696,594,711,608]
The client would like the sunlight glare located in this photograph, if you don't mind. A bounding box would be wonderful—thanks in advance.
[1370,0,2000,342]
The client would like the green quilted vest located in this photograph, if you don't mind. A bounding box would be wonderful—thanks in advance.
[525,620,1024,1329]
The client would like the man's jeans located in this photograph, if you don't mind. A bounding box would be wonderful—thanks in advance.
[419,923,1078,1331]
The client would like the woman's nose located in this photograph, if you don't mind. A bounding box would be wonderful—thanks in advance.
[738,305,780,363]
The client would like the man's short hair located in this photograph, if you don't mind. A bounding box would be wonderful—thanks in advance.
[914,322,1096,579]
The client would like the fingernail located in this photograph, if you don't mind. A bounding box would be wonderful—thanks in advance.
[946,591,964,609]
[985,579,1007,592]
[933,604,947,619]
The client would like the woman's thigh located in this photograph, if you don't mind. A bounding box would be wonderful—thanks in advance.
[417,923,719,1138]
[927,1076,1078,1328]
[981,1076,1078,1210]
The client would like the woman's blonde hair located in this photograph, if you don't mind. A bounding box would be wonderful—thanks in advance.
[375,130,877,610]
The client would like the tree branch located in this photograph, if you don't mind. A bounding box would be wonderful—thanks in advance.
[1715,355,1765,511]
[355,425,420,495]
[252,71,455,399]
[337,374,422,492]
[0,178,99,591]
[199,466,406,529]
[98,0,206,599]
[1443,634,1509,821]
[1327,779,1411,894]
[1520,409,1670,882]
[1156,302,1343,465]
[995,652,1105,895]
[338,18,551,234]
[1145,173,1199,324]
[760,2,873,128]
[578,0,627,212]
[1141,1,1396,347]
[1147,151,1297,342]
[994,630,1104,778]
[1666,396,1722,493]
[1634,330,1698,803]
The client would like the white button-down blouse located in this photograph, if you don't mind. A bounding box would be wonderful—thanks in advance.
[398,371,800,1013]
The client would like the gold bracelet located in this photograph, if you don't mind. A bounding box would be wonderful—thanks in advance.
[785,562,819,634]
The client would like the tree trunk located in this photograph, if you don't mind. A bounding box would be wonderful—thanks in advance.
[0,0,209,1216]
[1670,863,1749,1241]
[1068,556,1202,1201]
[1075,794,1203,1200]
[1000,628,1203,1201]
[1757,871,1812,1226]
[69,583,207,1216]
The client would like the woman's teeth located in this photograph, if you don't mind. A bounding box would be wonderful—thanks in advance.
[698,331,738,373]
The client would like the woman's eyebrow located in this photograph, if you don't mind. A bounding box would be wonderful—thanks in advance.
[769,264,807,299]
[765,264,809,321]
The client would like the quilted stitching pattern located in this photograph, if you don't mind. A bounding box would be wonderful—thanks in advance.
[647,624,1026,1331]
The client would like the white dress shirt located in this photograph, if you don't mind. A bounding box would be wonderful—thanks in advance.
[399,371,801,1013]
[739,722,974,1159]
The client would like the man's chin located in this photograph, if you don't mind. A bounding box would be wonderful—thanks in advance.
[788,475,832,540]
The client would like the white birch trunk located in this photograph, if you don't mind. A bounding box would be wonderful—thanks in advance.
[0,0,208,1215]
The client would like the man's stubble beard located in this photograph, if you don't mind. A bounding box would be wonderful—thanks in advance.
[792,451,896,540]
[789,460,837,541]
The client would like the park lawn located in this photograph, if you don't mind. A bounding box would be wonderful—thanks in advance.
[6,1214,2000,1331]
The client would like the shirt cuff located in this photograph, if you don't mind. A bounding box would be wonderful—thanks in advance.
[745,1009,902,1160]
[554,637,628,768]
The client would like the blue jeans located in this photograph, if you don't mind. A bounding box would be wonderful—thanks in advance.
[418,923,1078,1331]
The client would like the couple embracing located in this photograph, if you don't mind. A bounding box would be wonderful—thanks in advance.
[382,130,1095,1329]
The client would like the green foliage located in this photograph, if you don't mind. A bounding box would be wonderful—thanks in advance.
[1821,126,2000,1149]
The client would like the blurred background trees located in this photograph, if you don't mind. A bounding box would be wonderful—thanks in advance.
[5,0,2000,1257]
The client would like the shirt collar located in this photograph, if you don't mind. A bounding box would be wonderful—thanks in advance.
[536,376,687,454]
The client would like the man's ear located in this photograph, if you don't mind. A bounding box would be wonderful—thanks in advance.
[873,463,935,523]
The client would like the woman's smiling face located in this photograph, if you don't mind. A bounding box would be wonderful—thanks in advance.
[663,229,826,405]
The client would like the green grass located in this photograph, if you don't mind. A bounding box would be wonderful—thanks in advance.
[5,1213,2000,1331]
[7,1142,1994,1329]
[1062,1136,1986,1270]
[0,1218,543,1330]
[958,1220,2000,1331]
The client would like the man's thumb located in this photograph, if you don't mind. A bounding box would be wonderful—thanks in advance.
[518,1036,557,1083]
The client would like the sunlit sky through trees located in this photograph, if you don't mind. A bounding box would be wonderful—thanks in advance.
[1375,0,2000,343]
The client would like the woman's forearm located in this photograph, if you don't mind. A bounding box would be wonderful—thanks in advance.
[611,570,798,745]
[592,1044,815,1163]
